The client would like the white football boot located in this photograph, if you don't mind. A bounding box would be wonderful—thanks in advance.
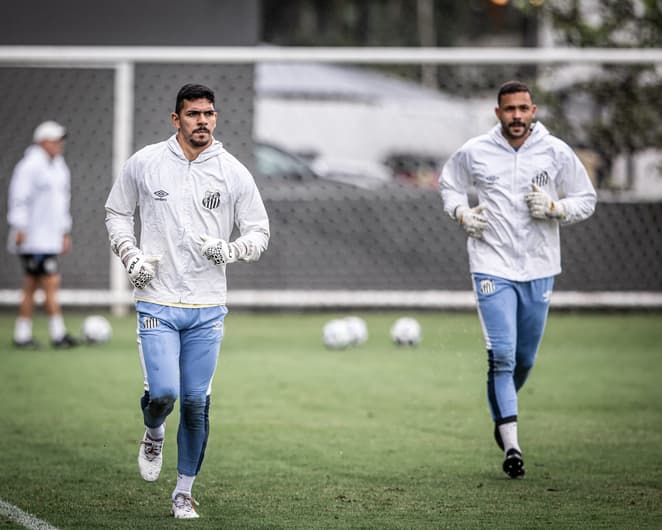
[171,493,200,519]
[138,431,163,482]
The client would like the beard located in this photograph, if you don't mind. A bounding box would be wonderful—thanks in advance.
[187,129,211,147]
[189,137,209,147]
[502,120,530,140]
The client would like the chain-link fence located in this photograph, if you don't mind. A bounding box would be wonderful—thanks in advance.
[0,47,660,309]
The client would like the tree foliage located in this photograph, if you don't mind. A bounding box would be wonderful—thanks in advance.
[541,0,662,47]
[261,0,536,89]
[526,0,662,187]
[261,0,532,48]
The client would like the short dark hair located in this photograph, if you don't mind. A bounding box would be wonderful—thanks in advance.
[175,84,215,114]
[497,81,532,106]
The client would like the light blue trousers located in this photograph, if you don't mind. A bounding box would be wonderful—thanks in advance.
[472,274,553,424]
[136,301,227,476]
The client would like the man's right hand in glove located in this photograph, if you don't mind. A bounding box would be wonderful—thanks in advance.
[113,240,160,289]
[124,252,161,289]
[455,204,488,239]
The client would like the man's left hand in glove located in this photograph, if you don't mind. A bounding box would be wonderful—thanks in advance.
[525,184,565,219]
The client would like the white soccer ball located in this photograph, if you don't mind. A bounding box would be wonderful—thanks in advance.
[81,315,113,344]
[343,315,368,345]
[322,318,354,350]
[390,317,422,346]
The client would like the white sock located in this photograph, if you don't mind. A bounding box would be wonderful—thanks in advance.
[498,421,521,454]
[146,424,165,441]
[14,317,32,342]
[172,473,196,499]
[49,314,66,341]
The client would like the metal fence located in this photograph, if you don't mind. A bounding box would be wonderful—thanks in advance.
[0,46,661,310]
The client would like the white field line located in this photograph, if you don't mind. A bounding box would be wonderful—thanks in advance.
[0,499,59,530]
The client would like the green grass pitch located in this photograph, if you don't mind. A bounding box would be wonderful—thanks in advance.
[0,310,660,529]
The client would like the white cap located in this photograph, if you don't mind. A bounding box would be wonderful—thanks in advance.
[33,121,67,143]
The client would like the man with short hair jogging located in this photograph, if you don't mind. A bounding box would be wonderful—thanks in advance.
[439,80,596,478]
[105,83,269,518]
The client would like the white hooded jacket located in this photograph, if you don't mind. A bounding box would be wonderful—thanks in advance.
[105,135,270,306]
[439,122,596,282]
[7,145,72,255]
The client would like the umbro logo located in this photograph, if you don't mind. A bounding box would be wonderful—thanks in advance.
[154,190,169,201]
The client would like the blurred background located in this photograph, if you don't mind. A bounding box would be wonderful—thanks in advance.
[0,0,660,310]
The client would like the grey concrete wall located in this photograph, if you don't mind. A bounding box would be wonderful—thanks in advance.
[0,0,259,46]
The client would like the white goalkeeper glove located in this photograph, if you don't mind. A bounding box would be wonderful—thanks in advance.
[455,204,488,239]
[200,234,259,265]
[115,243,161,289]
[525,183,566,220]
[200,234,237,265]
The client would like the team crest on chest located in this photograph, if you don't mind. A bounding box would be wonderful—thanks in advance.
[532,170,549,187]
[202,190,221,210]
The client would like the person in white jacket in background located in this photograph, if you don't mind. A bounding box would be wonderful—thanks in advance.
[7,120,79,349]
[105,83,269,519]
[439,80,596,479]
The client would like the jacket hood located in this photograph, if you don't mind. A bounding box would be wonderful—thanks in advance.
[166,134,225,163]
[489,121,550,151]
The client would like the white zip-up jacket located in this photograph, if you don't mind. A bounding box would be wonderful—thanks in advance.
[7,145,72,254]
[439,122,596,282]
[105,135,270,306]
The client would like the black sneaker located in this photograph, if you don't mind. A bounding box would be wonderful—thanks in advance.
[503,448,525,479]
[52,334,81,348]
[494,424,504,451]
[12,338,42,349]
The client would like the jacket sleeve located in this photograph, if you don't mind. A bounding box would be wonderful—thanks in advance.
[556,146,597,225]
[62,162,73,234]
[439,148,472,220]
[105,157,139,254]
[232,164,270,262]
[7,160,34,231]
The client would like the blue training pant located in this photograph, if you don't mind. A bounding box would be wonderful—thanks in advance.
[136,301,227,476]
[472,274,554,424]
